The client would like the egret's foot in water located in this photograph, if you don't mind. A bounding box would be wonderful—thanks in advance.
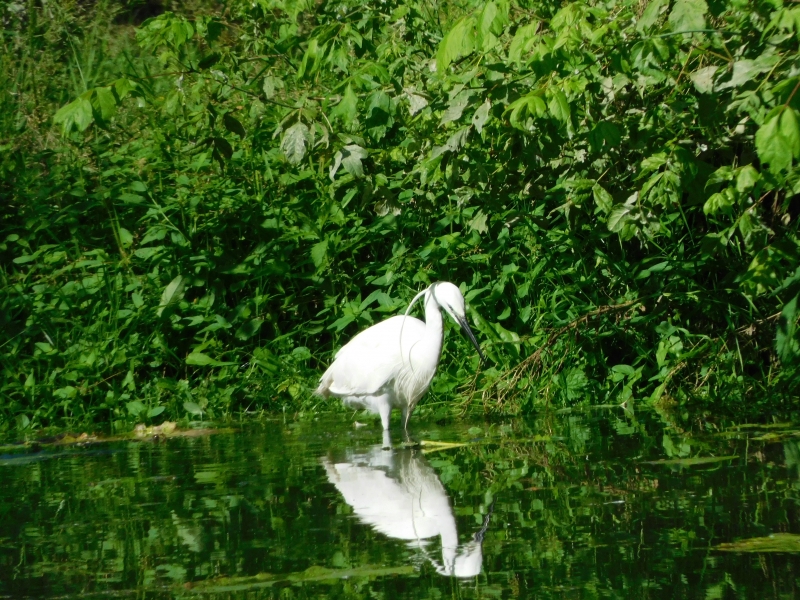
[399,433,421,449]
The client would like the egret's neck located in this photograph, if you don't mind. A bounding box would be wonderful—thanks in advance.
[423,293,444,353]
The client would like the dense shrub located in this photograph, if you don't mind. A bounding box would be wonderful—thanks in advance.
[2,0,799,431]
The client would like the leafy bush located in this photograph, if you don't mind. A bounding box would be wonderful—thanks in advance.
[2,0,800,431]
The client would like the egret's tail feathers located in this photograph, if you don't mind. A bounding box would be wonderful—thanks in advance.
[314,376,331,398]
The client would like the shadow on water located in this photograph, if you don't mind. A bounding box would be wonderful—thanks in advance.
[2,408,800,597]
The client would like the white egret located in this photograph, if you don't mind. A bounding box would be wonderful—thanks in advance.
[315,282,484,435]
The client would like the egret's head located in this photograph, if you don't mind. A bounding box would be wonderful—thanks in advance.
[431,282,485,362]
[430,282,467,319]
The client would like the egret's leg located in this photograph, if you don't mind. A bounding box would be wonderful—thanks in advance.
[400,405,420,447]
[377,396,392,430]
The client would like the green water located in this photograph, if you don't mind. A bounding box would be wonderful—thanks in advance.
[2,409,800,598]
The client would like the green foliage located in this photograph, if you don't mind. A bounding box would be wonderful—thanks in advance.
[3,0,800,430]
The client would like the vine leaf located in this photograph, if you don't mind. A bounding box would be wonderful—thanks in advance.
[281,122,309,165]
[636,0,668,32]
[223,114,246,138]
[330,144,368,179]
[690,66,717,94]
[331,84,358,123]
[436,17,476,73]
[471,100,491,134]
[756,108,800,173]
[54,95,94,133]
[668,0,708,34]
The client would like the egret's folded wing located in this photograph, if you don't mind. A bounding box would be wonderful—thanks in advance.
[324,315,425,396]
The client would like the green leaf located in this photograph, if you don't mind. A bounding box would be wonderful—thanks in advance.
[114,78,135,99]
[547,90,570,125]
[236,318,264,340]
[157,275,186,317]
[718,54,780,90]
[477,1,499,51]
[756,108,800,173]
[262,75,284,99]
[53,96,93,133]
[147,406,166,418]
[668,0,708,33]
[223,114,246,138]
[134,246,164,259]
[592,184,614,213]
[126,400,146,417]
[311,240,328,268]
[703,190,735,215]
[690,66,717,94]
[406,91,428,116]
[436,17,476,73]
[736,165,760,193]
[213,136,233,160]
[637,0,668,32]
[281,122,309,165]
[186,352,235,366]
[776,295,798,362]
[330,144,368,179]
[471,99,491,134]
[331,84,357,123]
[508,22,539,64]
[440,91,471,125]
[183,401,203,415]
[608,203,633,232]
[94,87,117,120]
[118,228,133,247]
[468,210,489,234]
[35,342,53,353]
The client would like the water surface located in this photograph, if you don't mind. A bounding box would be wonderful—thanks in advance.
[1,409,799,598]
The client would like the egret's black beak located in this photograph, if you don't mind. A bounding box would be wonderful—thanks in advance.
[457,316,486,363]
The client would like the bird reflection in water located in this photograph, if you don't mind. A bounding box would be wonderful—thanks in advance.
[322,444,492,578]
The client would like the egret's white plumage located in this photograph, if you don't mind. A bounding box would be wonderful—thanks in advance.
[315,282,484,432]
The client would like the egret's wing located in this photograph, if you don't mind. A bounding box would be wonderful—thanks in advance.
[322,315,425,396]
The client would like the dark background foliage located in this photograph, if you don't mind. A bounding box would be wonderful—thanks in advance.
[2,0,800,431]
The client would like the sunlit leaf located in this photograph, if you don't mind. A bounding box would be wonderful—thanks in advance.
[547,90,570,125]
[436,17,476,73]
[690,66,717,94]
[331,84,358,123]
[756,108,800,173]
[471,100,491,134]
[636,0,668,32]
[53,96,93,133]
[281,122,309,165]
[157,275,185,317]
[668,0,708,33]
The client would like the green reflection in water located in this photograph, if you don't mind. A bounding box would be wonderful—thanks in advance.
[1,409,800,598]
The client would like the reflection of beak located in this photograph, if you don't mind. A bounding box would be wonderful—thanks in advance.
[456,316,486,363]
